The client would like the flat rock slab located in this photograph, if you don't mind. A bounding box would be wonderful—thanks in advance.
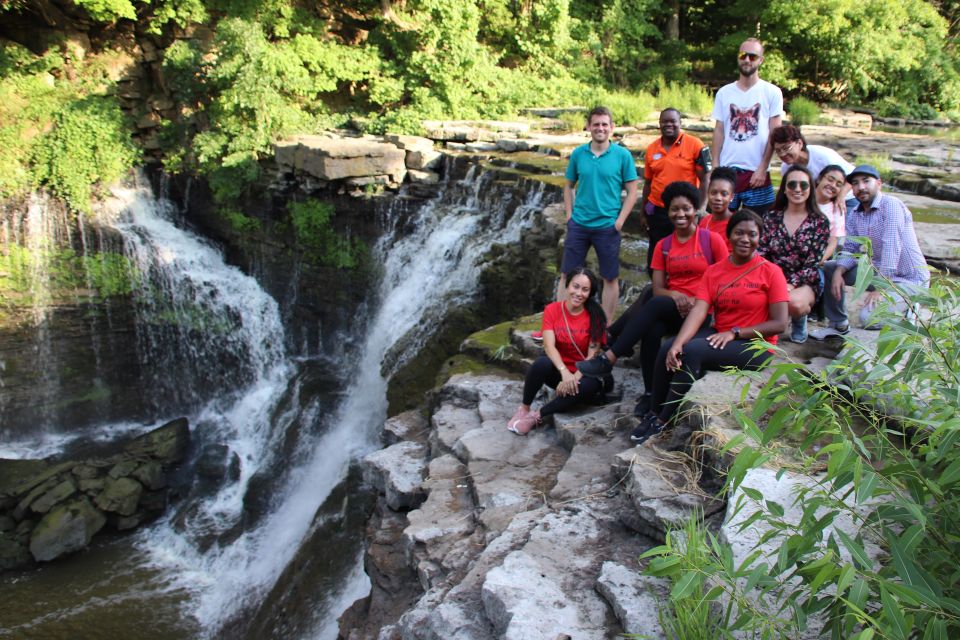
[480,508,617,639]
[550,403,634,502]
[384,409,431,446]
[616,447,725,542]
[275,135,407,182]
[596,561,669,639]
[404,455,477,578]
[363,441,428,511]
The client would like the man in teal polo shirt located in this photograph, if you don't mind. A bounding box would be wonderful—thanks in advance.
[562,106,640,322]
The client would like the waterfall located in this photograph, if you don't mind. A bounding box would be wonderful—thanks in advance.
[0,161,552,639]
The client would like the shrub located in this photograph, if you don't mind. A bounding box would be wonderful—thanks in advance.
[288,199,366,269]
[788,96,820,126]
[854,153,893,181]
[654,78,714,117]
[645,259,960,640]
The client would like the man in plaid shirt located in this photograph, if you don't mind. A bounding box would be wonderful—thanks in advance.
[812,164,929,338]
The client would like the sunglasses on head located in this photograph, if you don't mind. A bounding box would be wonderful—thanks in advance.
[786,180,810,191]
[738,52,761,61]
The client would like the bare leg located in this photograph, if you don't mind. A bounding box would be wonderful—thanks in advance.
[788,285,816,317]
[601,277,619,325]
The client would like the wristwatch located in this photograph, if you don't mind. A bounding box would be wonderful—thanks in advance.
[732,326,741,339]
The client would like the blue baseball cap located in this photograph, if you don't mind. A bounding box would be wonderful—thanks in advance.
[846,164,881,182]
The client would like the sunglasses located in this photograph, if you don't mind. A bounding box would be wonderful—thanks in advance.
[738,52,761,61]
[774,142,798,154]
[786,180,810,191]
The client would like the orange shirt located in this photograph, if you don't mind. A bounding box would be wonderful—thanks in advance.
[650,230,729,298]
[696,256,789,345]
[644,133,705,207]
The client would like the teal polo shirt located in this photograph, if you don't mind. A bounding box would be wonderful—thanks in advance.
[565,142,639,228]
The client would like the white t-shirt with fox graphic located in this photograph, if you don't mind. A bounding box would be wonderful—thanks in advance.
[712,80,783,171]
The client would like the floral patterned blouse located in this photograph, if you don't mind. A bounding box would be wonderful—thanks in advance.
[758,209,830,289]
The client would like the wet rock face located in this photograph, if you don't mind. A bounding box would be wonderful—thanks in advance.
[0,418,190,569]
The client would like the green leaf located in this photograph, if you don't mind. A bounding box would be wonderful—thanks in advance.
[880,587,909,640]
[836,529,873,570]
[922,617,947,640]
[765,500,785,517]
[670,571,701,600]
[837,564,856,594]
[856,470,879,504]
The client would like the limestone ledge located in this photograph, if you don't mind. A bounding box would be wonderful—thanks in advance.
[342,313,898,639]
[0,418,190,570]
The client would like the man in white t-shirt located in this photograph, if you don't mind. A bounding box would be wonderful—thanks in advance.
[711,38,783,215]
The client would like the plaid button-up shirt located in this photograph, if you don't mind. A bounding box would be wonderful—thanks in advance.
[836,192,929,286]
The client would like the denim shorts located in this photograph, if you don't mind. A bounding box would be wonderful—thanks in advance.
[561,219,621,280]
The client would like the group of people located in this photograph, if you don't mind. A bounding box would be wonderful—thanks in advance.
[507,38,930,442]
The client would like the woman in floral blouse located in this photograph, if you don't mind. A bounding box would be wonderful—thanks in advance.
[759,164,830,343]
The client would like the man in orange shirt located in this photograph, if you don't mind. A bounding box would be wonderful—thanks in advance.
[640,108,709,272]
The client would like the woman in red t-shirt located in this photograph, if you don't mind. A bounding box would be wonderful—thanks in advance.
[698,167,737,248]
[631,209,789,444]
[577,181,727,416]
[507,267,608,435]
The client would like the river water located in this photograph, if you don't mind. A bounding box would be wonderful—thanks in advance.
[0,167,550,638]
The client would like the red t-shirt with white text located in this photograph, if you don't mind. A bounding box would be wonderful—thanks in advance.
[696,256,789,345]
[542,301,595,372]
[651,230,729,297]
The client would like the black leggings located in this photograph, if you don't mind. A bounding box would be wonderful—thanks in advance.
[608,295,684,391]
[523,355,605,417]
[650,328,772,423]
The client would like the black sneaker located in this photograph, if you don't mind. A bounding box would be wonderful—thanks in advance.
[630,413,664,444]
[577,353,613,377]
[633,392,652,417]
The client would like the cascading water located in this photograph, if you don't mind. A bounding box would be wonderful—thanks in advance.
[0,161,553,639]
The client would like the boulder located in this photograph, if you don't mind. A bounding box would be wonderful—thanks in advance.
[108,459,139,479]
[616,447,725,542]
[94,477,143,516]
[382,409,430,446]
[595,561,668,639]
[126,417,189,464]
[132,461,166,490]
[407,170,440,185]
[405,150,443,171]
[275,136,407,183]
[363,441,429,511]
[29,497,106,562]
[30,478,78,514]
[0,535,32,571]
[196,443,241,483]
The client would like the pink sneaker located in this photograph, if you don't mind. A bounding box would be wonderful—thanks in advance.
[506,406,529,432]
[531,330,543,342]
[508,410,541,435]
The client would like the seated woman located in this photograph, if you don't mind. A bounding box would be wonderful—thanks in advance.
[758,164,829,344]
[576,181,728,416]
[507,266,608,435]
[814,164,847,264]
[632,209,789,444]
[698,167,738,246]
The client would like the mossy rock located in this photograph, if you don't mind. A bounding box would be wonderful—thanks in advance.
[29,496,106,562]
[94,477,143,516]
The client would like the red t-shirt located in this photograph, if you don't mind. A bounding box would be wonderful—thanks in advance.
[542,301,595,372]
[696,256,789,345]
[650,230,729,298]
[698,215,732,250]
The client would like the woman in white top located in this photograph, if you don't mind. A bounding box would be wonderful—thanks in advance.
[814,164,847,264]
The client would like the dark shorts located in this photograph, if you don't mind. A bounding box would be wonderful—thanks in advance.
[561,219,621,280]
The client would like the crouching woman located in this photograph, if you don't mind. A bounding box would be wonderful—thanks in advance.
[507,267,608,435]
[632,209,789,443]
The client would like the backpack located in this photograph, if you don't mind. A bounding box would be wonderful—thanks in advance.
[660,228,715,264]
